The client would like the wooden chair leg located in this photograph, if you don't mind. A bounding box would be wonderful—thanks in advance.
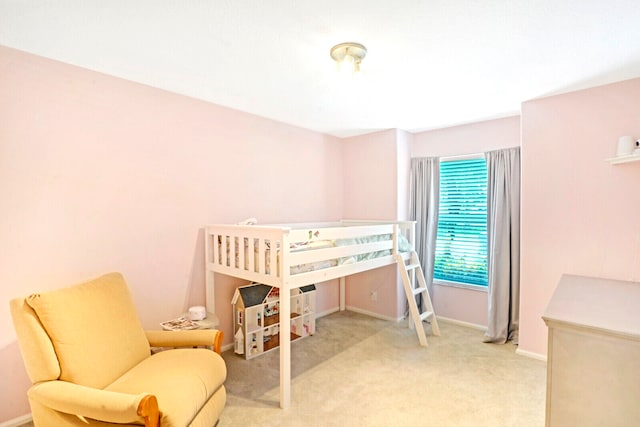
[214,331,224,354]
[138,395,160,427]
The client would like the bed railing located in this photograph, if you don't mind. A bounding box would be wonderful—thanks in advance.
[204,220,415,289]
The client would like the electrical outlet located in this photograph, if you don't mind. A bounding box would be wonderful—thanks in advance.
[370,291,377,302]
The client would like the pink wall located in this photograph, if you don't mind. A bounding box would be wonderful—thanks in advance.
[342,130,405,320]
[342,129,399,220]
[5,40,639,422]
[340,119,522,324]
[412,116,521,326]
[519,78,640,357]
[412,116,520,157]
[0,45,343,421]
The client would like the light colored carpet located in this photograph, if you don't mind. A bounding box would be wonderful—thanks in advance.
[218,311,546,427]
[17,311,546,427]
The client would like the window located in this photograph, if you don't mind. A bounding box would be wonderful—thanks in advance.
[434,157,488,287]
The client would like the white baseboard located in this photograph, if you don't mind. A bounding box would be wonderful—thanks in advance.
[315,307,340,319]
[515,348,547,362]
[345,305,403,322]
[0,413,32,427]
[436,315,487,331]
[435,317,547,362]
[221,309,548,366]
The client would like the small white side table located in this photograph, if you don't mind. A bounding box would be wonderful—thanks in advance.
[180,312,220,330]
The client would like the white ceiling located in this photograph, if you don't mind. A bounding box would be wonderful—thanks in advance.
[2,1,640,137]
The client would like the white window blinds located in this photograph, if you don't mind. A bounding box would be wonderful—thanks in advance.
[434,158,488,286]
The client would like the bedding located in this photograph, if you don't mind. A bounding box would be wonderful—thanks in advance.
[335,233,412,265]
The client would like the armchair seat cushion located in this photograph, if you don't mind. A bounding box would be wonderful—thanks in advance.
[105,348,227,427]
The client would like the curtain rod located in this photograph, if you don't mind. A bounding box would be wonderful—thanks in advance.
[439,152,484,162]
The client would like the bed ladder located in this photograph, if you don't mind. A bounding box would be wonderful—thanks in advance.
[397,251,440,346]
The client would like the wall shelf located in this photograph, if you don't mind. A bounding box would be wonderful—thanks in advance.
[605,154,640,164]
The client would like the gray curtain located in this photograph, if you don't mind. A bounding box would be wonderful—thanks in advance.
[409,157,439,301]
[484,147,521,344]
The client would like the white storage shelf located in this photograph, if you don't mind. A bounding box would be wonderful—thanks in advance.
[605,154,640,164]
[232,283,316,360]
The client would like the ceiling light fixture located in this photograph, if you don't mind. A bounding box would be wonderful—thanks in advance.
[330,42,367,74]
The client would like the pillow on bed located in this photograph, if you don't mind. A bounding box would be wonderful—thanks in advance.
[398,234,412,252]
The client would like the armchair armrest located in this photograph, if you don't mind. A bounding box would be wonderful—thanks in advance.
[145,329,224,354]
[28,381,159,427]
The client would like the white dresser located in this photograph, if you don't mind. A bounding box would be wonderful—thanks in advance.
[542,274,640,427]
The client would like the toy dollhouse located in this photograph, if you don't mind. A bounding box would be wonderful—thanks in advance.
[231,283,316,359]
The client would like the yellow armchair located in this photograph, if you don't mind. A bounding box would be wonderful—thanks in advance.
[10,273,226,427]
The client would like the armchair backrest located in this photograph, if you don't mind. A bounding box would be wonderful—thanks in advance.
[10,273,151,388]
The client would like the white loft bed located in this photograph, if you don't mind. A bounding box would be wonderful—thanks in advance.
[204,219,416,409]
